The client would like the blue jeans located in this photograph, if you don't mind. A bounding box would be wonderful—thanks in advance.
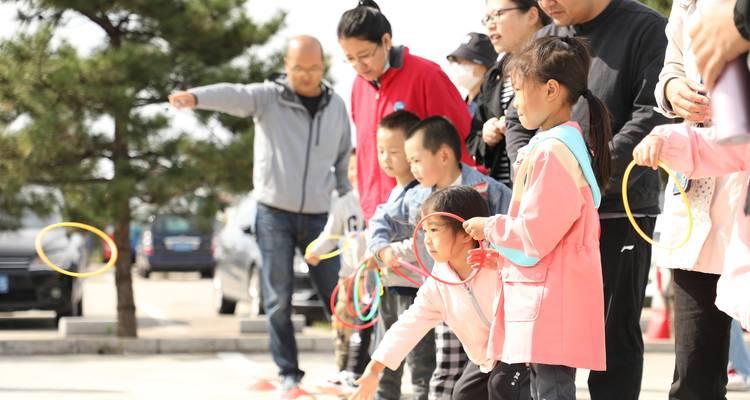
[730,319,750,376]
[255,203,340,381]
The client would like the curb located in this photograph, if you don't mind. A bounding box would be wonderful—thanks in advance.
[0,336,684,356]
[0,335,335,356]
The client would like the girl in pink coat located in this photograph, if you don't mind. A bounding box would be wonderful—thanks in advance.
[463,36,610,399]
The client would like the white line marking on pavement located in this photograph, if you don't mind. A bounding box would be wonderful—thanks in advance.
[217,352,261,371]
[140,303,170,322]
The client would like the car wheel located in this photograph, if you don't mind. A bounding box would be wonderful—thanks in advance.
[200,268,214,279]
[55,297,83,325]
[248,264,264,317]
[138,267,151,279]
[213,274,237,315]
[218,296,236,315]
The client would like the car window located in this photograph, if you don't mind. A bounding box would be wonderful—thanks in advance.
[156,216,199,235]
[0,209,60,229]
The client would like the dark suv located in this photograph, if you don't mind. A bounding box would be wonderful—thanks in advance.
[0,208,86,322]
[135,214,215,278]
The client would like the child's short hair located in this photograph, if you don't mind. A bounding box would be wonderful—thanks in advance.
[406,116,462,165]
[378,110,421,136]
[421,186,490,235]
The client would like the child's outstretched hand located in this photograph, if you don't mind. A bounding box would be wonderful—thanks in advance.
[377,247,400,270]
[467,248,500,270]
[304,252,321,267]
[632,135,665,170]
[349,361,384,400]
[463,217,488,241]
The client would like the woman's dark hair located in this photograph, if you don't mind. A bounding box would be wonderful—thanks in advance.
[405,116,462,167]
[421,186,490,237]
[507,36,612,191]
[337,0,392,43]
[508,0,552,26]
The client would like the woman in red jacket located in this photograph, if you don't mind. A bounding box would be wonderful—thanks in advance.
[337,0,475,222]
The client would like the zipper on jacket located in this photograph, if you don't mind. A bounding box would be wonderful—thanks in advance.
[465,283,490,327]
[315,114,323,146]
[298,115,315,213]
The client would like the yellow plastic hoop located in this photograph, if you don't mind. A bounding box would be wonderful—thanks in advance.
[622,160,692,250]
[35,222,118,278]
[304,235,348,261]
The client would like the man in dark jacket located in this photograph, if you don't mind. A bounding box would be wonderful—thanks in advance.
[502,1,671,398]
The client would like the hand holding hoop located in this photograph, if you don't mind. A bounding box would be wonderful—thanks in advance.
[622,160,692,249]
[304,234,348,261]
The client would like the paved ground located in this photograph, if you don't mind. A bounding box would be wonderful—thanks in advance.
[1,351,750,400]
[0,268,749,398]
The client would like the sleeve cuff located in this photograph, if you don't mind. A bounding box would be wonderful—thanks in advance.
[484,215,501,244]
[650,124,692,173]
[655,76,679,118]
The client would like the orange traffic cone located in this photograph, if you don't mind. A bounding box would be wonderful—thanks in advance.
[248,378,276,391]
[645,268,671,340]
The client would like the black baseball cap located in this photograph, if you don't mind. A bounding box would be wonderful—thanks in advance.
[447,32,498,69]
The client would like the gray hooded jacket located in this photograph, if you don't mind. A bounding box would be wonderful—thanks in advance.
[190,75,352,214]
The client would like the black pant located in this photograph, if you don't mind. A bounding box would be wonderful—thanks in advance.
[453,362,489,400]
[669,269,732,400]
[346,325,373,377]
[485,362,531,400]
[588,217,655,400]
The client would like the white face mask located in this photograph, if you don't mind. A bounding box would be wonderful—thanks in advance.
[449,63,483,92]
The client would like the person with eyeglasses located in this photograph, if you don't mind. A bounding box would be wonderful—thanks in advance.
[169,35,352,399]
[467,0,551,188]
[500,1,671,399]
[337,0,476,225]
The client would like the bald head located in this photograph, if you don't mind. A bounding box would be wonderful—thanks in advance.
[285,35,325,97]
[286,35,324,61]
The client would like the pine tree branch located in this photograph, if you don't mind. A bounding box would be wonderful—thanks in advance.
[77,10,121,46]
[133,97,167,108]
[27,178,110,185]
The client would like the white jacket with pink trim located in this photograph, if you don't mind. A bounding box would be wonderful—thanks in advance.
[652,124,750,327]
[371,262,498,372]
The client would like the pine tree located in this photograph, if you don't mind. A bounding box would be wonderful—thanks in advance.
[0,0,285,336]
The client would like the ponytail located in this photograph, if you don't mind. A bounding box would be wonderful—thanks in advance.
[582,90,612,191]
[337,0,392,43]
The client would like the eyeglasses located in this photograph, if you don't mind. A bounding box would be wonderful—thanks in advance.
[482,7,524,25]
[290,65,324,75]
[343,44,381,66]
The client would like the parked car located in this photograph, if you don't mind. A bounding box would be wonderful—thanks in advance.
[135,214,214,279]
[0,198,86,323]
[212,194,325,323]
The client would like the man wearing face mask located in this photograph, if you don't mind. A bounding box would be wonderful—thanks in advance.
[447,33,499,120]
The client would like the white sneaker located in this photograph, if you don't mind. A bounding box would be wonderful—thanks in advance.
[727,370,750,391]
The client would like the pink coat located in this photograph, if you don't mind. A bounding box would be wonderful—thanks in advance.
[371,263,499,372]
[651,124,750,328]
[483,125,606,370]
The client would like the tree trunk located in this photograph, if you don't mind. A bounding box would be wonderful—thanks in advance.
[113,115,137,337]
[113,201,137,337]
